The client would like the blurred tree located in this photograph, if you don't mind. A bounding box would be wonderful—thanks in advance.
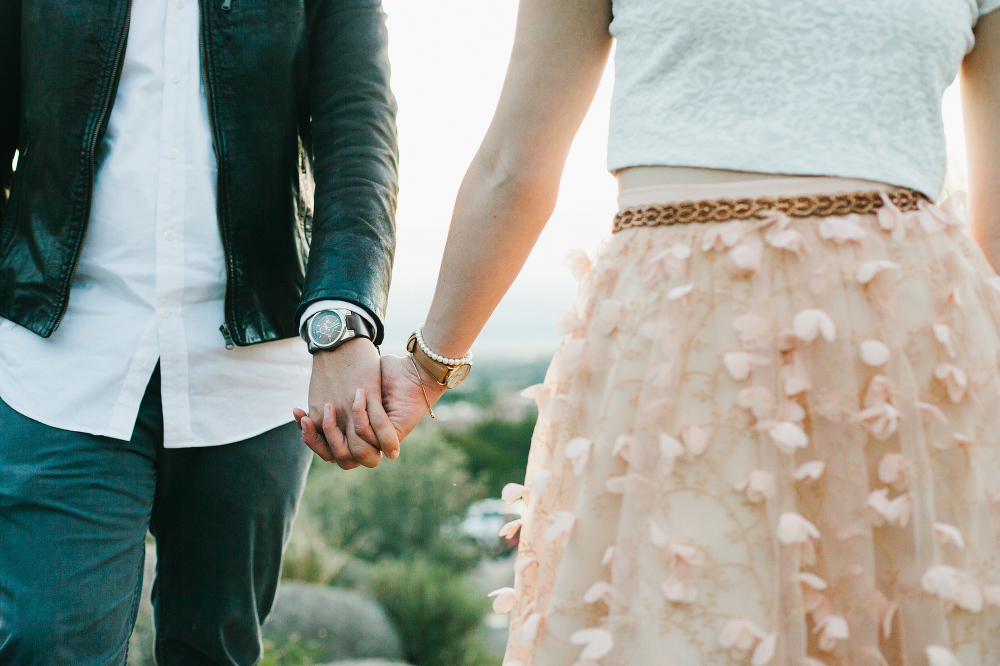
[445,414,536,498]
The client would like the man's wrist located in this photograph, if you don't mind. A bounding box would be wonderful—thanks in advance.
[299,300,376,333]
[301,305,376,354]
[310,335,374,359]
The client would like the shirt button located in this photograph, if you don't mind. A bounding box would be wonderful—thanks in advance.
[160,309,171,320]
[164,229,176,241]
[175,0,184,7]
[168,149,178,159]
[172,73,181,83]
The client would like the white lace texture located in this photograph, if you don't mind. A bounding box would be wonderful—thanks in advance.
[607,0,1000,198]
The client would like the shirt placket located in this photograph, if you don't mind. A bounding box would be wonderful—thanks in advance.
[155,0,194,444]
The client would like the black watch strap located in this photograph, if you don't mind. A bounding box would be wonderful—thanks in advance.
[345,312,375,342]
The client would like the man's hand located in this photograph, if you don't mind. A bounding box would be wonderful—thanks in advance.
[377,354,447,443]
[293,338,399,469]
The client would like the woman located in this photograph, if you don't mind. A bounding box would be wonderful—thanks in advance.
[304,0,1000,662]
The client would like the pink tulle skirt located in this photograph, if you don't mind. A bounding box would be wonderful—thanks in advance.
[499,178,1000,665]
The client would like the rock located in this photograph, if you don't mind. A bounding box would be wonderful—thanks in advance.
[263,581,405,663]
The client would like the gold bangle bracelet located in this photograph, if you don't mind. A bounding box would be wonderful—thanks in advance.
[409,354,436,419]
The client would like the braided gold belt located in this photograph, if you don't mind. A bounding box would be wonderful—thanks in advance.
[612,188,928,234]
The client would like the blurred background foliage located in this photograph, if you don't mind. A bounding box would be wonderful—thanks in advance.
[301,435,485,568]
[129,357,548,666]
[445,416,534,499]
[367,557,493,666]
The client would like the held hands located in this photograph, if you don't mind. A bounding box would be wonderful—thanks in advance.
[293,341,443,469]
[378,353,447,442]
[294,337,400,470]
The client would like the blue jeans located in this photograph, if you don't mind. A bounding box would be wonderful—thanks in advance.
[0,367,313,666]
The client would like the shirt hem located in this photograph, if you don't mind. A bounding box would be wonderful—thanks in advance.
[0,383,137,442]
[0,382,296,448]
[161,415,298,448]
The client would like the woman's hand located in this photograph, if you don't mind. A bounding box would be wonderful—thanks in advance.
[292,338,399,470]
[376,354,447,444]
[295,352,445,467]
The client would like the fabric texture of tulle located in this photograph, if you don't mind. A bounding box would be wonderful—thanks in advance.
[497,193,1000,665]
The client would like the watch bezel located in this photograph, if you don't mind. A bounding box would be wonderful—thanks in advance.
[308,309,348,350]
[444,363,472,389]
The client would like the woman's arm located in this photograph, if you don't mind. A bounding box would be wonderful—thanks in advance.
[420,0,613,358]
[962,9,1000,269]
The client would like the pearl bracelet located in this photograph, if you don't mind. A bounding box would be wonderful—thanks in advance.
[415,325,472,366]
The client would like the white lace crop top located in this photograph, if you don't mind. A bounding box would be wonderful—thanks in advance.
[607,0,1000,198]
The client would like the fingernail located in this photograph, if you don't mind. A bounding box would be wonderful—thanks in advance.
[355,388,363,402]
[388,449,399,460]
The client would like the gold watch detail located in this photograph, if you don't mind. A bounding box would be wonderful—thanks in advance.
[406,332,472,389]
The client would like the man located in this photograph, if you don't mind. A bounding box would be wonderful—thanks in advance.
[0,0,398,663]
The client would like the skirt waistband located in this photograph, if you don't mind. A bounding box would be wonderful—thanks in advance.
[613,178,928,234]
[617,177,916,210]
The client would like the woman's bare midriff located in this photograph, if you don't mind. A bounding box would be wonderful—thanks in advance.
[614,165,910,209]
[616,165,795,189]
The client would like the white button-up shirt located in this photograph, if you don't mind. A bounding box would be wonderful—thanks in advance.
[0,0,361,447]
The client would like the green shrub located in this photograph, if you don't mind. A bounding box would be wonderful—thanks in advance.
[445,415,536,499]
[259,635,322,666]
[300,431,485,572]
[446,635,502,666]
[284,429,512,665]
[366,557,493,666]
[281,510,348,585]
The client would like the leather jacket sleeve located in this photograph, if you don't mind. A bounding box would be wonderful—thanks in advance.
[300,0,399,345]
[0,0,21,212]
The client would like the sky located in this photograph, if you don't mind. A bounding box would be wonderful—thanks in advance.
[379,0,968,359]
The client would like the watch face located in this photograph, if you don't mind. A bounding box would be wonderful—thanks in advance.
[445,363,472,389]
[310,312,345,347]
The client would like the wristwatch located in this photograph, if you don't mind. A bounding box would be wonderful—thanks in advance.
[301,309,375,354]
[407,331,472,389]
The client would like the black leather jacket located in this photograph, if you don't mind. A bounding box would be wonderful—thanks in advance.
[0,0,397,346]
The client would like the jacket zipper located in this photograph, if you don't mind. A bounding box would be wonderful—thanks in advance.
[219,323,235,350]
[200,1,238,347]
[53,0,133,330]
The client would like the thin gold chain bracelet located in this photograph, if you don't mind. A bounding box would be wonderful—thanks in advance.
[408,354,436,419]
